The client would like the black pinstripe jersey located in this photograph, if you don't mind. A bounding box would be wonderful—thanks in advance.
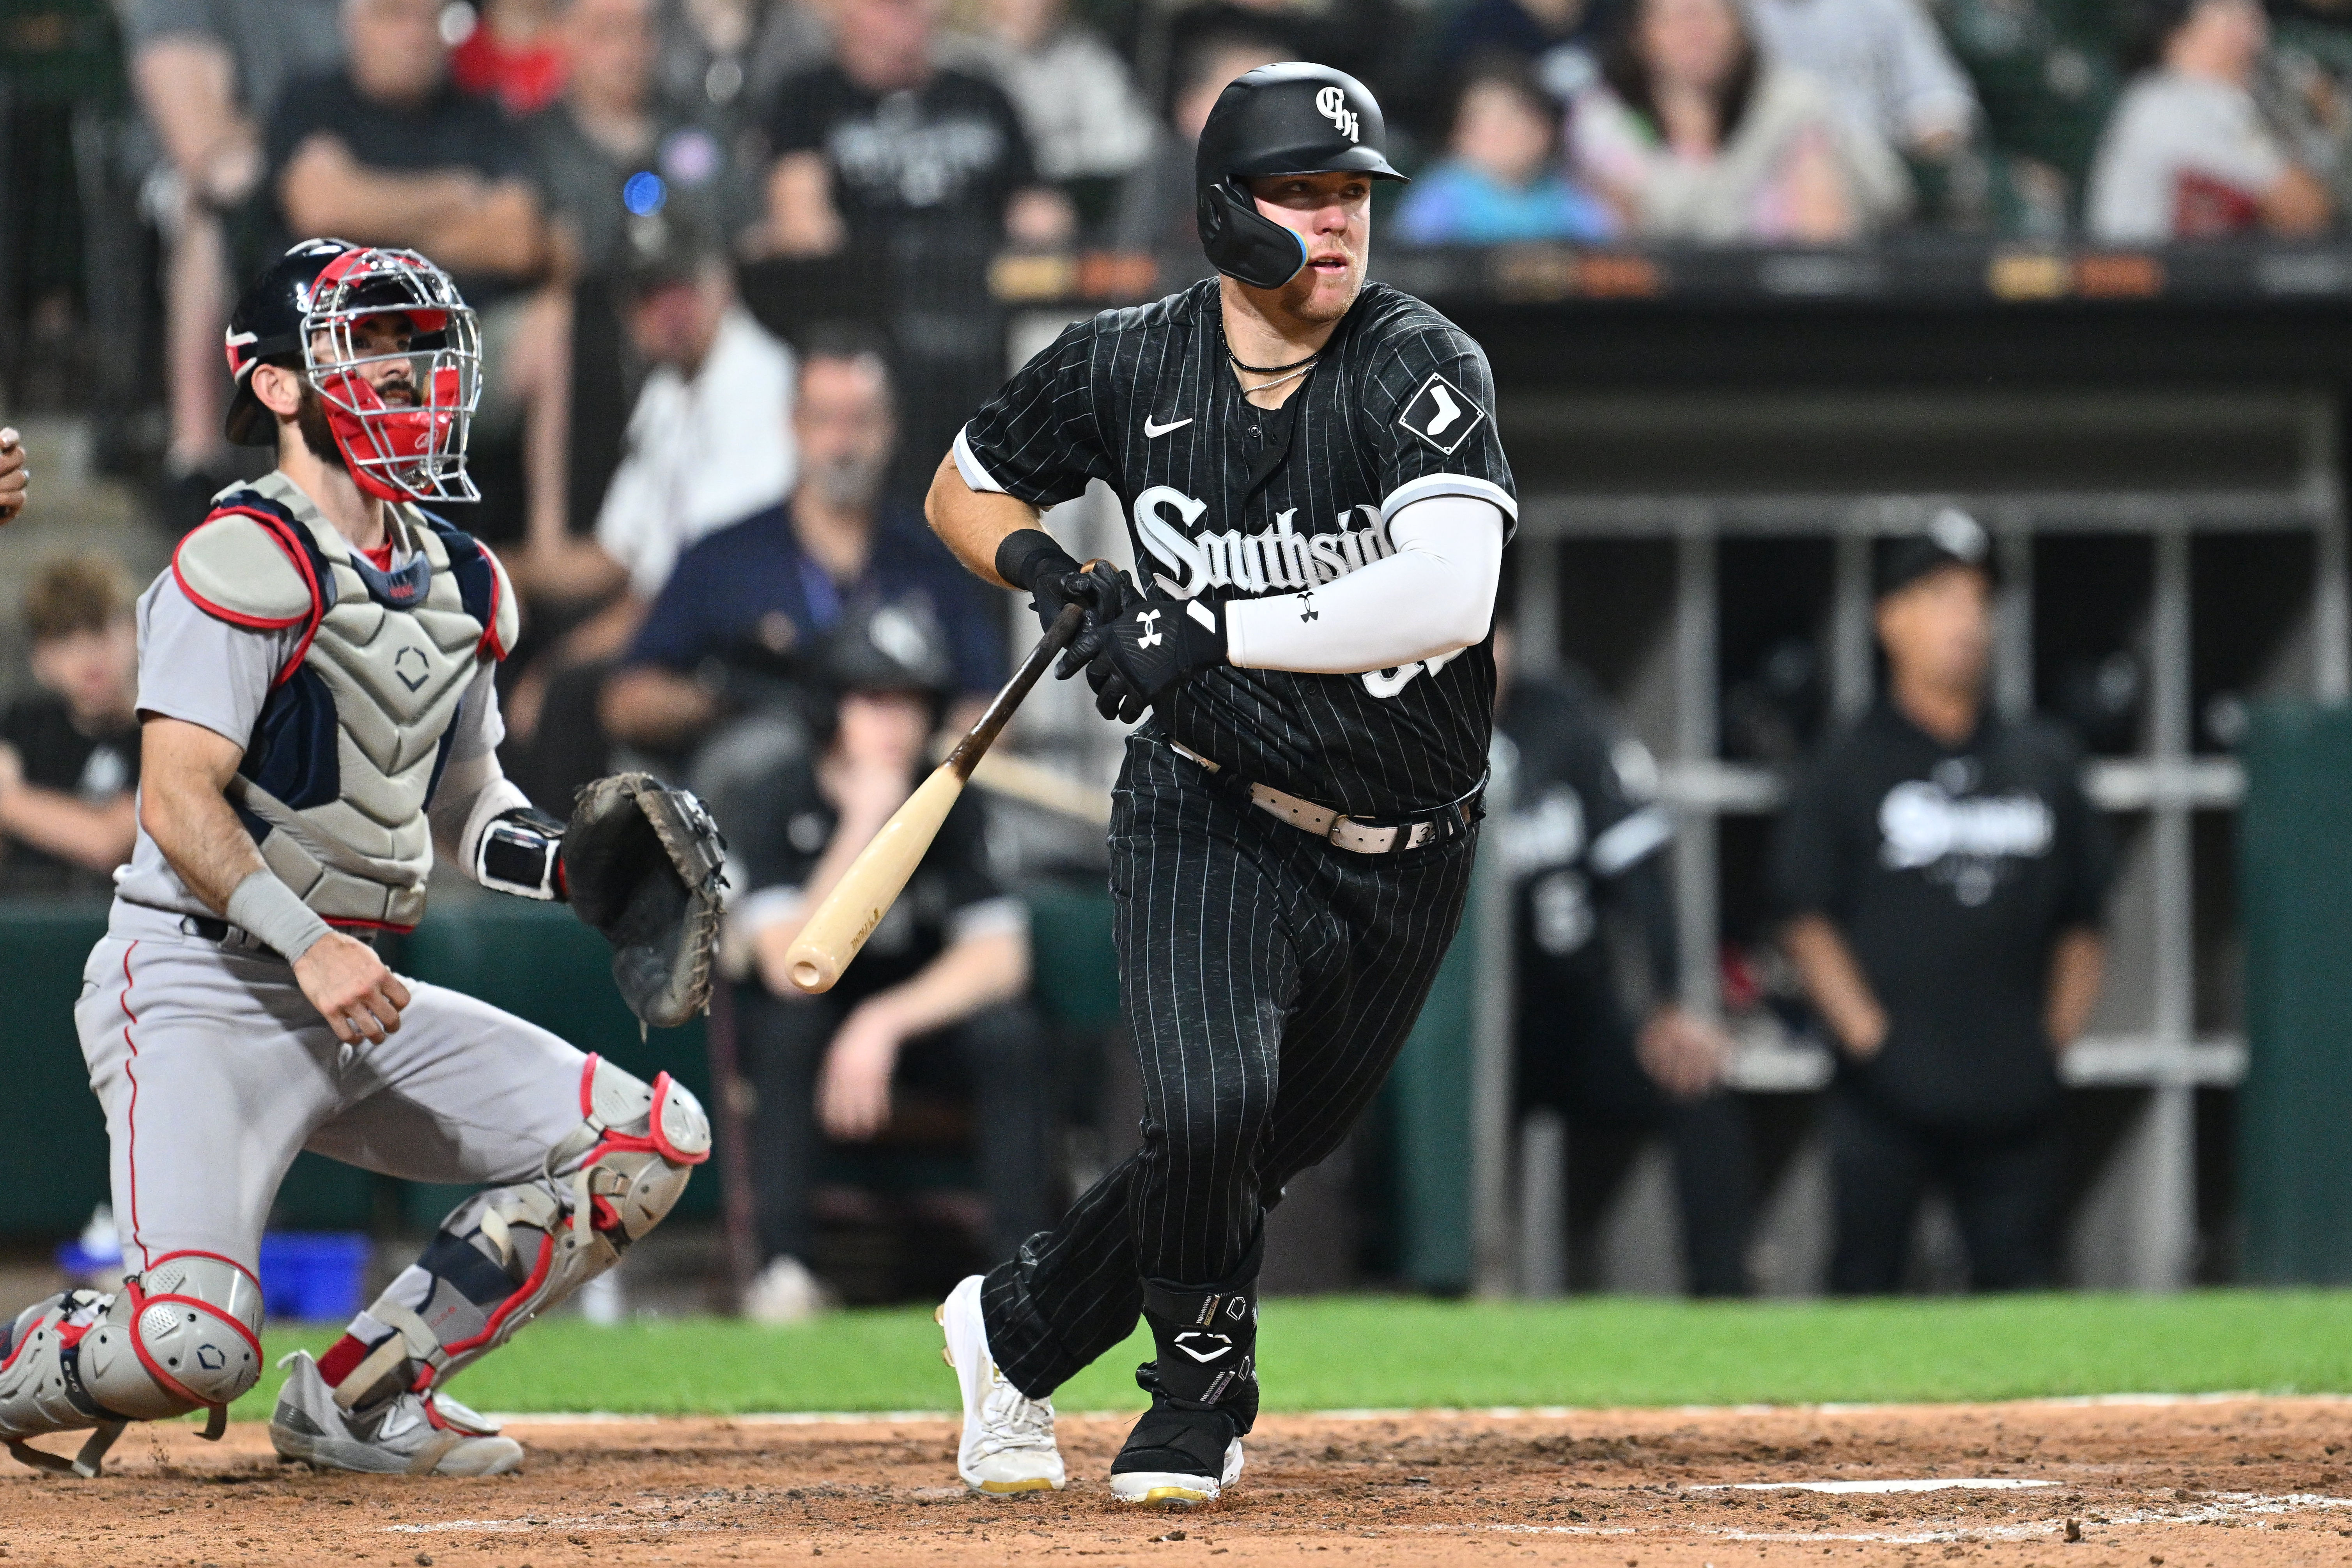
[954,278,1517,820]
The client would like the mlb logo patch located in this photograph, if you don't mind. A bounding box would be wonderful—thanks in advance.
[1396,373,1487,455]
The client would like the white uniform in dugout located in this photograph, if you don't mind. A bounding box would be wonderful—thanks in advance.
[0,240,708,1480]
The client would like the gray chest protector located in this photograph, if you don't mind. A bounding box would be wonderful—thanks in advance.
[174,470,519,929]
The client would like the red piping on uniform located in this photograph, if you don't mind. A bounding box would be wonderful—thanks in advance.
[326,917,416,935]
[578,1055,601,1117]
[119,941,147,1270]
[475,547,509,661]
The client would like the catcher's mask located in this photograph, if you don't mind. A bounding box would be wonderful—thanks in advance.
[224,239,482,505]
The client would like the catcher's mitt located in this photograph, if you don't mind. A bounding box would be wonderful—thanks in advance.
[563,773,728,1030]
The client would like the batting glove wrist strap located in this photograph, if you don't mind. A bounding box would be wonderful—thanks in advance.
[476,806,569,901]
[995,527,1080,596]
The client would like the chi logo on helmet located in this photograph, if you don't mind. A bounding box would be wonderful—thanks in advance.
[1316,85,1359,142]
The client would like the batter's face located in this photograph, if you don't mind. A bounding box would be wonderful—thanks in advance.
[1246,171,1373,325]
[1876,565,1993,700]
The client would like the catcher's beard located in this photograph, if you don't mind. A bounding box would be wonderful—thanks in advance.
[292,383,349,476]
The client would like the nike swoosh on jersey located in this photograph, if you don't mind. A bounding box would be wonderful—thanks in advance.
[1144,415,1192,437]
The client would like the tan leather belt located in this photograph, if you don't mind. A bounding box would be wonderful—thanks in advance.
[1167,741,1479,855]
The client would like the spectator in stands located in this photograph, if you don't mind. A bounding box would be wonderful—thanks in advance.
[531,0,751,281]
[1159,0,1405,113]
[1742,0,1978,163]
[601,331,1003,759]
[498,217,796,804]
[944,0,1159,228]
[124,0,344,522]
[761,0,1074,482]
[1567,0,1910,241]
[453,0,571,115]
[731,603,1047,1324]
[1109,30,1288,253]
[268,0,567,548]
[2086,0,2333,240]
[654,0,831,133]
[1495,627,1751,1295]
[1396,57,1620,242]
[1436,0,1618,99]
[0,557,142,895]
[1775,513,2111,1294]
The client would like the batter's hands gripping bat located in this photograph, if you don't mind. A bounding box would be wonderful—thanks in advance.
[785,599,1089,993]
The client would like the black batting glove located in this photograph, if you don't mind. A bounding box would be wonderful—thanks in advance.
[1084,579,1227,723]
[995,529,1122,667]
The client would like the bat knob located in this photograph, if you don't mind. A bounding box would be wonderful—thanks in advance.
[788,957,832,994]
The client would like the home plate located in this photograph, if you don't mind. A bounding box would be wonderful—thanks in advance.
[1700,1477,2060,1494]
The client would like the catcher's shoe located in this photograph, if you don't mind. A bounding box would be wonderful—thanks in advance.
[269,1352,523,1476]
[937,1275,1064,1494]
[1108,1398,1245,1506]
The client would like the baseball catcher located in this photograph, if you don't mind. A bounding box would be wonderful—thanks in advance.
[0,239,721,1479]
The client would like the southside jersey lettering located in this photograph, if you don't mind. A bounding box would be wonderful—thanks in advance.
[955,278,1516,820]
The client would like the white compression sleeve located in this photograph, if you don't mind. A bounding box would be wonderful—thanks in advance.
[428,749,536,876]
[1222,495,1504,674]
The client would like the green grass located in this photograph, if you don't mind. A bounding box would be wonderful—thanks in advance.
[220,1289,2352,1425]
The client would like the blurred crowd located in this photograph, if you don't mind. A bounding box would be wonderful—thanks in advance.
[0,0,2179,1302]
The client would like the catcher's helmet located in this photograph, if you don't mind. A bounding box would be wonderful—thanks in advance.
[224,238,482,505]
[1195,62,1406,291]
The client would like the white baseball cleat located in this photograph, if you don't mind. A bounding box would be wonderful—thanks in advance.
[937,1275,1064,1494]
[269,1350,524,1476]
[1109,1434,1245,1506]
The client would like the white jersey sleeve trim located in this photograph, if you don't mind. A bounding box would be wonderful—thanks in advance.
[1379,472,1518,525]
[1588,805,1674,877]
[953,427,1008,495]
[1224,495,1504,675]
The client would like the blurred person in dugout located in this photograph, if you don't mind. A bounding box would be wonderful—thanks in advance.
[1494,619,1752,1296]
[501,217,798,806]
[265,0,568,549]
[1773,514,2113,1294]
[730,603,1049,1324]
[598,330,1003,779]
[2086,0,2334,241]
[123,0,344,520]
[0,557,142,897]
[1566,0,1911,241]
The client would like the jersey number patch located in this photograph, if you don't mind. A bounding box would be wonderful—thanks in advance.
[1396,373,1488,455]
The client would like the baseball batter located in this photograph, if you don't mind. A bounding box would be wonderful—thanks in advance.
[924,64,1515,1504]
[0,240,713,1480]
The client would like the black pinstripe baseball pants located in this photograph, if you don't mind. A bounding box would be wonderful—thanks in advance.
[982,731,1477,1398]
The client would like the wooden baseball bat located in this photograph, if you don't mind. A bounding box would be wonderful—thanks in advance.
[785,600,1089,993]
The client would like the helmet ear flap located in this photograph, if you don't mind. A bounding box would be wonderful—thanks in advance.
[1198,177,1310,292]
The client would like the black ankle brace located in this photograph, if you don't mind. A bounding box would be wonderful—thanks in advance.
[1137,1231,1264,1422]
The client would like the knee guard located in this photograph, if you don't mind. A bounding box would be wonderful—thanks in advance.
[336,1056,708,1408]
[0,1252,263,1477]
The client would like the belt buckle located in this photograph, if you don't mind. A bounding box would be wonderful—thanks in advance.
[1325,811,1355,847]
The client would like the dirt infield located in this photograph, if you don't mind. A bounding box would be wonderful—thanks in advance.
[3,1398,2348,1567]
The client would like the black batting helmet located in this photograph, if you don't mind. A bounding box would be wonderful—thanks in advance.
[1195,62,1406,291]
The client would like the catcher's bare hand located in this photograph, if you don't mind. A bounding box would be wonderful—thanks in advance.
[0,429,25,524]
[294,932,411,1044]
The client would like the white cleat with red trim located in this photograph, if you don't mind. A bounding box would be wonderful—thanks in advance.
[269,1350,523,1476]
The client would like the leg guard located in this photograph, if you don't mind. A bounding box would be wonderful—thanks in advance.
[332,1056,708,1410]
[0,1252,264,1477]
